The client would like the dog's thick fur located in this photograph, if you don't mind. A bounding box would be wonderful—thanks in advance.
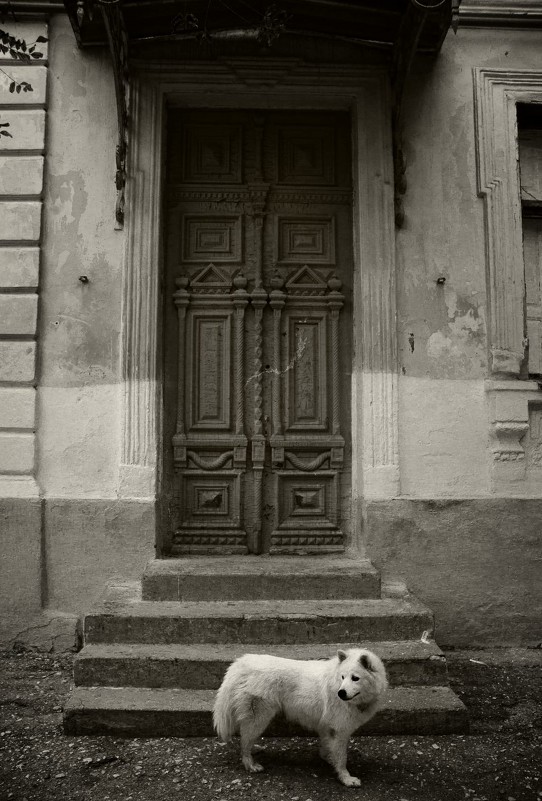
[213,648,388,786]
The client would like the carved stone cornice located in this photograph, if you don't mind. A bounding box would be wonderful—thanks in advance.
[486,379,542,489]
[166,186,353,206]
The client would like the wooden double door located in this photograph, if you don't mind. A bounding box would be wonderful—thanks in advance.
[163,109,353,555]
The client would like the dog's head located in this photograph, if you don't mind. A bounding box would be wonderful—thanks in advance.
[336,648,388,706]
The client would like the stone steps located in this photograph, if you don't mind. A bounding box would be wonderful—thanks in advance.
[74,640,448,688]
[142,556,381,601]
[64,685,469,737]
[63,558,469,737]
[84,597,433,645]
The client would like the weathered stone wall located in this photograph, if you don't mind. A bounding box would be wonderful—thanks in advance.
[0,21,47,496]
[395,29,542,497]
[0,15,154,647]
[362,29,542,644]
[0,21,48,642]
[366,499,542,646]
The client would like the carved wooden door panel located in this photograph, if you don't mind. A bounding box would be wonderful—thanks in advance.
[163,110,352,555]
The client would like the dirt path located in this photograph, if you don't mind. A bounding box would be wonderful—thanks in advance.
[1,647,541,801]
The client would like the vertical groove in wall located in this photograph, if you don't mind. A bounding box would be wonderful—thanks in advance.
[119,76,161,497]
[357,76,399,496]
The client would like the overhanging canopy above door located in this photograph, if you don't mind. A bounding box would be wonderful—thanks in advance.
[63,0,455,52]
[62,0,457,227]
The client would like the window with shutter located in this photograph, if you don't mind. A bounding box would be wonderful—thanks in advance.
[518,104,542,377]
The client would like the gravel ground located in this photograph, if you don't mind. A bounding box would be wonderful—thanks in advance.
[0,646,541,801]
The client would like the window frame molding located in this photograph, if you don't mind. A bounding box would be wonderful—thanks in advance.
[474,67,542,376]
[474,68,542,491]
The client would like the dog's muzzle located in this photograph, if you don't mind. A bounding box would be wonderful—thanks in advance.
[338,689,347,700]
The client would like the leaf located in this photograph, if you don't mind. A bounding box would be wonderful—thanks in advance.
[30,52,42,59]
[16,84,21,93]
[0,130,13,137]
[8,82,15,93]
[36,36,48,43]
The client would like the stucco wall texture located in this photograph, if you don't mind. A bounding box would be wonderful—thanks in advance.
[0,16,541,647]
[397,30,541,497]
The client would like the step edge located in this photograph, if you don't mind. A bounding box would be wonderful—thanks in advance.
[64,684,466,713]
[86,598,434,618]
[75,640,445,659]
[142,558,380,576]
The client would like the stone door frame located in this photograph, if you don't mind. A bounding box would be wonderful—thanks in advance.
[117,60,399,549]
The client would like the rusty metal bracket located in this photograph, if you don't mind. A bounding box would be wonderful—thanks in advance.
[391,0,455,227]
[391,1,428,228]
[65,0,129,228]
[98,0,129,229]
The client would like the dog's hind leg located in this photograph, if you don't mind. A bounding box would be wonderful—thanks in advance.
[238,700,275,774]
[319,730,360,787]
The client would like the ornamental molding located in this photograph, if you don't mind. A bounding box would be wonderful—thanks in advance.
[486,379,542,490]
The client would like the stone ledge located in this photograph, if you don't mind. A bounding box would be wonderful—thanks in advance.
[0,201,41,241]
[0,386,36,428]
[0,156,44,196]
[0,340,36,381]
[0,431,35,472]
[0,110,45,151]
[0,294,38,335]
[0,247,40,288]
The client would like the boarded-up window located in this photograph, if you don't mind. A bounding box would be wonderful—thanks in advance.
[518,104,542,376]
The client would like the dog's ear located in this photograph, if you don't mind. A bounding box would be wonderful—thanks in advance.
[359,652,374,672]
[337,649,347,663]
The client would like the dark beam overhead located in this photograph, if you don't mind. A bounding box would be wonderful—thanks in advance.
[63,0,453,53]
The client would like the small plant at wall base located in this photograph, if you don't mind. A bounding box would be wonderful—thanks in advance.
[0,25,47,137]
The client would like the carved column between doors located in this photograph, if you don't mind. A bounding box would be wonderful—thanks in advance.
[248,182,270,554]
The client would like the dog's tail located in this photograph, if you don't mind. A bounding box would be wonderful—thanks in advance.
[213,676,237,742]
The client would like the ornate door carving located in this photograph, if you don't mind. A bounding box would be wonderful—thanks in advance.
[163,110,353,555]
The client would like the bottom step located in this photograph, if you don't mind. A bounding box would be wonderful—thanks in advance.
[64,686,468,737]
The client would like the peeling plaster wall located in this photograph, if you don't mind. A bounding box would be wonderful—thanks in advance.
[33,15,154,634]
[395,29,542,498]
[40,16,122,499]
[365,29,542,644]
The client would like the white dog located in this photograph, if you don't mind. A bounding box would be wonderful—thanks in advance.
[213,647,388,787]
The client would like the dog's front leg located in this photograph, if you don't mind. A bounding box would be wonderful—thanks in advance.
[323,732,360,787]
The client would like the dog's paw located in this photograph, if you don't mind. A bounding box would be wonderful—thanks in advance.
[246,762,264,773]
[242,759,264,773]
[339,774,361,787]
